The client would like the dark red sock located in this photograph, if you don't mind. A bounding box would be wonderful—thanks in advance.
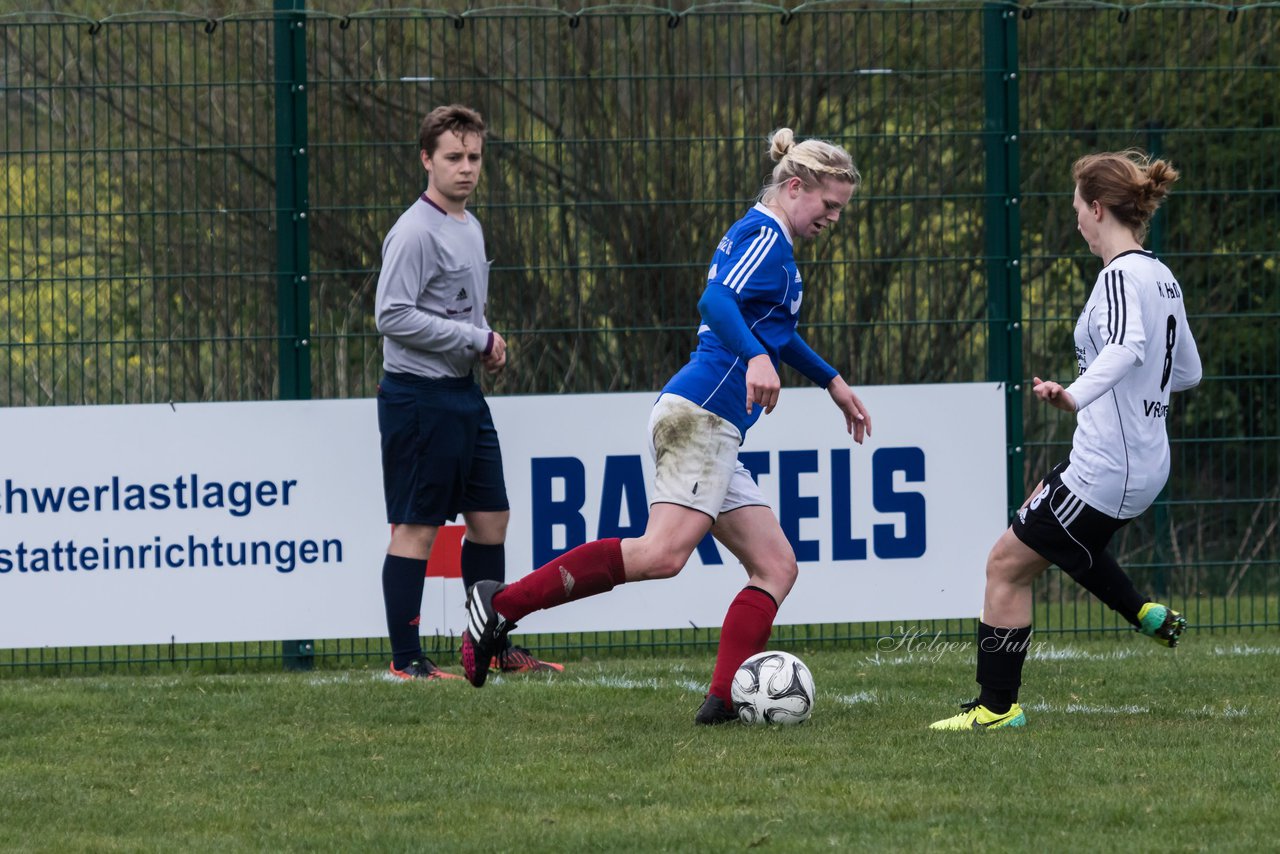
[708,586,779,702]
[492,538,625,623]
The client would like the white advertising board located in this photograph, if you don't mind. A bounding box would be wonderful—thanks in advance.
[0,384,1006,648]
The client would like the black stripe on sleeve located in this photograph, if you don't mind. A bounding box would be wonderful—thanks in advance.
[1116,270,1127,345]
[1105,272,1116,344]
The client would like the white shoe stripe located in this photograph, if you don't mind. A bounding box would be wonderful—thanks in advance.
[468,599,486,637]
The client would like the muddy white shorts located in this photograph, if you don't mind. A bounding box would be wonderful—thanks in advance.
[646,393,767,519]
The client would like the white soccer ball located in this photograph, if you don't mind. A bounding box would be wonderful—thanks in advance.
[731,651,815,725]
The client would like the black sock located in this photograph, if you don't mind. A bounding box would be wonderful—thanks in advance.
[1069,551,1147,627]
[460,540,505,592]
[382,554,426,669]
[976,622,1033,714]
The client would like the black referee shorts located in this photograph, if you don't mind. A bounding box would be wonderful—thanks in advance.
[377,372,509,526]
[1010,460,1129,577]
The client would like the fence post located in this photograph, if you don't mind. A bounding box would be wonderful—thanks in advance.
[274,0,314,671]
[1147,122,1171,598]
[983,4,1023,516]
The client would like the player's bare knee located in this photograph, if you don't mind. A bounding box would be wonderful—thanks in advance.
[642,551,688,580]
[984,555,1007,586]
[770,560,799,594]
[986,555,1023,590]
[624,531,696,580]
[745,557,797,599]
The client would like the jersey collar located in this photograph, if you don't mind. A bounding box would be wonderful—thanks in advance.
[1109,248,1155,263]
[753,202,794,245]
[419,191,469,221]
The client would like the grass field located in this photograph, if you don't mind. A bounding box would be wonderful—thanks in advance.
[2,629,1277,852]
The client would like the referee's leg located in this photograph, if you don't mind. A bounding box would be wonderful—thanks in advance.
[460,509,510,591]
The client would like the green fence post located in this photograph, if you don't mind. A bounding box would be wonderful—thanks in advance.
[275,0,314,671]
[983,3,1023,515]
[1147,122,1171,599]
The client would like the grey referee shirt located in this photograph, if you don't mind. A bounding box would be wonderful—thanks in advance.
[375,196,492,379]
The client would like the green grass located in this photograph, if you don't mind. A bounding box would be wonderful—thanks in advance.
[2,631,1277,852]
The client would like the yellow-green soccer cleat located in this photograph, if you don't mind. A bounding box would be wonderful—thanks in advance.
[1137,603,1187,648]
[929,701,1027,731]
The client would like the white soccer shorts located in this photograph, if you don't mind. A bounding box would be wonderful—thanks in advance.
[646,394,767,519]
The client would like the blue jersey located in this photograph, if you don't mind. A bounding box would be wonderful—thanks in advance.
[664,204,832,437]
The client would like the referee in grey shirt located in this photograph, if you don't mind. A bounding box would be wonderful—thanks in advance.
[374,104,560,680]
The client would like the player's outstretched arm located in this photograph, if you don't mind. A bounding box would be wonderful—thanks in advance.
[826,374,870,444]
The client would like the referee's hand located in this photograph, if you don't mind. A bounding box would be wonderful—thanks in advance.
[482,332,507,373]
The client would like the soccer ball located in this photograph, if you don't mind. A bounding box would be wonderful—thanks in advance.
[731,651,815,725]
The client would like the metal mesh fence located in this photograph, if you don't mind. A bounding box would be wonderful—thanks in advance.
[2,1,1277,670]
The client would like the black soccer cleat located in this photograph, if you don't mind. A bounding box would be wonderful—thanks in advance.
[461,580,515,688]
[694,693,739,726]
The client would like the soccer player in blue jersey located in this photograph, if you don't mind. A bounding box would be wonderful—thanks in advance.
[375,104,560,681]
[930,150,1201,731]
[460,128,872,723]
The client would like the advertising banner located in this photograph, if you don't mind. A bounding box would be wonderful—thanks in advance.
[0,384,1006,647]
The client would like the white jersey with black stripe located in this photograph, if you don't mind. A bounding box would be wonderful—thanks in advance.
[1061,250,1202,519]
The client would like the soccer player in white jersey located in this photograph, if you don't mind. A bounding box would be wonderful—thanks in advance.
[931,150,1202,731]
[460,128,873,724]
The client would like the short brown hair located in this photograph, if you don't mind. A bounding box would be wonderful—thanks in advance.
[418,104,486,156]
[1072,149,1180,242]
